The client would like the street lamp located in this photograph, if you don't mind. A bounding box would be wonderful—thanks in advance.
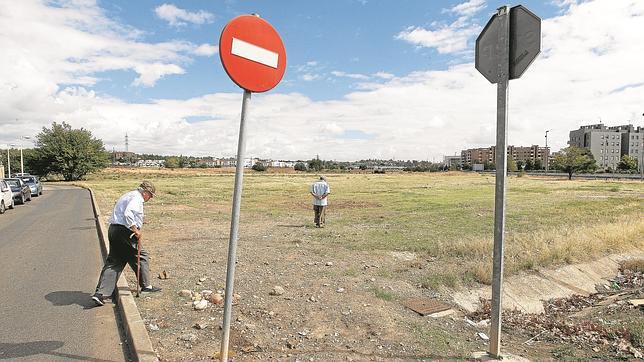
[544,129,552,174]
[20,136,31,175]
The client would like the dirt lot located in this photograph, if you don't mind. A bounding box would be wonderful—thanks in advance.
[82,169,643,361]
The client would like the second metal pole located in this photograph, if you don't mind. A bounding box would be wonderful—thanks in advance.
[489,5,510,359]
[220,90,251,361]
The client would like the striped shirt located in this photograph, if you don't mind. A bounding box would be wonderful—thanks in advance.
[310,181,330,206]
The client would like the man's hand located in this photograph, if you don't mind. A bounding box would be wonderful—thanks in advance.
[130,226,142,241]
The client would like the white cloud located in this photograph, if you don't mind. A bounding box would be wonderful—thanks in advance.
[399,0,485,54]
[155,4,214,27]
[373,72,395,80]
[301,74,321,81]
[1,0,643,162]
[448,0,486,17]
[132,63,185,87]
[193,44,218,57]
[331,71,370,80]
[396,21,481,54]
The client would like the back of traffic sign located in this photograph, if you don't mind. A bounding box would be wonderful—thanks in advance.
[475,5,541,83]
[219,15,287,92]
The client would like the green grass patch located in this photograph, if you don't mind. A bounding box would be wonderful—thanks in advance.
[81,169,644,289]
[371,287,395,301]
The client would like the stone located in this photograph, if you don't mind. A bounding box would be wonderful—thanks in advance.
[180,333,197,342]
[199,277,207,282]
[325,262,333,266]
[193,323,208,330]
[178,289,192,298]
[270,286,286,296]
[336,288,346,293]
[207,293,224,305]
[193,299,208,310]
[149,323,159,331]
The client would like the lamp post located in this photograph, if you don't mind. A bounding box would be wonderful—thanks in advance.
[20,136,31,175]
[5,146,10,178]
[544,129,552,174]
[8,144,16,177]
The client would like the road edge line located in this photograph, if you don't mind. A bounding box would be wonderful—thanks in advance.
[87,187,159,362]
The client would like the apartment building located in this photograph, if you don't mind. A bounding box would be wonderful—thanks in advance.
[460,145,550,168]
[569,124,643,170]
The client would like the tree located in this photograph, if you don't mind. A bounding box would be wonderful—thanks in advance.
[617,155,638,171]
[552,146,597,180]
[533,158,543,170]
[165,156,180,169]
[294,162,307,171]
[308,158,323,171]
[507,155,518,172]
[524,159,534,171]
[33,122,108,180]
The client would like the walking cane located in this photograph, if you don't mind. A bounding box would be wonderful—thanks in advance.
[131,233,141,298]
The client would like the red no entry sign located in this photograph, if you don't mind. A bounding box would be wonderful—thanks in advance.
[219,15,286,93]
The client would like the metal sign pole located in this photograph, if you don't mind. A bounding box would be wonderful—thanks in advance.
[220,90,251,361]
[489,5,510,359]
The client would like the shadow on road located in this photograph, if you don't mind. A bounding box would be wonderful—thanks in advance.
[0,341,63,359]
[45,291,97,309]
[0,341,119,361]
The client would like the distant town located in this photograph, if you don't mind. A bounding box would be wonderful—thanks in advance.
[110,123,643,173]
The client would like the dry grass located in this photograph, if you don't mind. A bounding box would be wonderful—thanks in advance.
[621,258,644,273]
[78,168,644,288]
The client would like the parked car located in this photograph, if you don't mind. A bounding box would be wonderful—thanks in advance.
[0,180,15,214]
[5,178,31,205]
[19,175,43,197]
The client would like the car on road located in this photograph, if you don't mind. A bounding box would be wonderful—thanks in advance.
[19,175,43,197]
[5,178,31,205]
[0,180,15,214]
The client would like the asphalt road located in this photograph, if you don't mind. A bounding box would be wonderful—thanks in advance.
[0,185,129,361]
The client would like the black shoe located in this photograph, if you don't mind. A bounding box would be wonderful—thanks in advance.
[141,286,162,293]
[91,294,105,306]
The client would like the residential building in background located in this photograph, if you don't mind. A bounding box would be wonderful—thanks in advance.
[460,145,550,169]
[443,155,461,168]
[569,124,643,170]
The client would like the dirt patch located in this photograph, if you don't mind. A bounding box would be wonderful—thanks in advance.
[127,220,643,361]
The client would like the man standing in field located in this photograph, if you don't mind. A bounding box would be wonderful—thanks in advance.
[91,181,161,306]
[310,176,330,228]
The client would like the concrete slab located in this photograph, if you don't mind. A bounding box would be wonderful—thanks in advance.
[452,251,643,315]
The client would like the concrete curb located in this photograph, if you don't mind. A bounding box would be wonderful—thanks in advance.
[87,187,159,362]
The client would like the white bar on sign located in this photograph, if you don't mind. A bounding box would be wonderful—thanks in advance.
[231,38,278,68]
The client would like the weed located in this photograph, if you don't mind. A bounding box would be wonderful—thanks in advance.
[371,287,395,301]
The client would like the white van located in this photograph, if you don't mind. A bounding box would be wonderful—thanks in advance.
[0,179,15,214]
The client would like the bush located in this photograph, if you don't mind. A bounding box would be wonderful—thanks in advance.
[294,162,307,171]
[252,162,267,171]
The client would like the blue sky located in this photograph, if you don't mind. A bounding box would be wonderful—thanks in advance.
[94,0,562,102]
[1,0,643,161]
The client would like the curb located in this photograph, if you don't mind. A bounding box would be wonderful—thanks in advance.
[87,187,159,362]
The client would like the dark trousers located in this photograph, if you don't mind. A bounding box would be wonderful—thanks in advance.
[94,224,150,297]
[313,205,326,226]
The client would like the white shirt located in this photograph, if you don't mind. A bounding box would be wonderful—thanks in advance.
[109,190,145,229]
[310,181,330,206]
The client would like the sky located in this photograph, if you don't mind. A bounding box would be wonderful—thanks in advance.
[1,0,643,161]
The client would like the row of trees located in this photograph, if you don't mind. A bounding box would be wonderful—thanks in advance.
[3,122,108,181]
[4,122,639,181]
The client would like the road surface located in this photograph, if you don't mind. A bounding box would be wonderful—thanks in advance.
[0,185,129,361]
